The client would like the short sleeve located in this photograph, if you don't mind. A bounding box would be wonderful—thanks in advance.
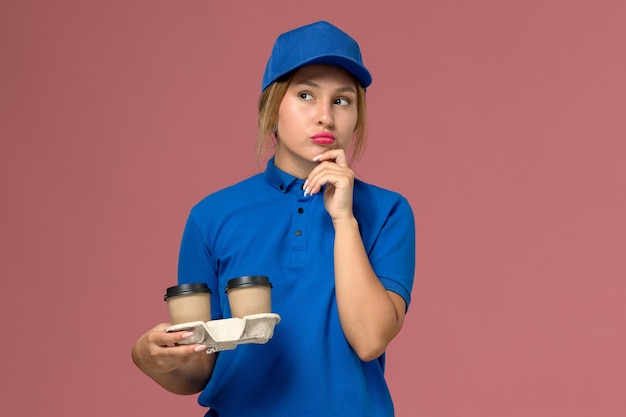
[368,195,416,310]
[177,212,223,319]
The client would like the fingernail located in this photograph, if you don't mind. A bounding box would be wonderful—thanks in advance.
[182,331,194,338]
[194,344,206,352]
[313,154,322,161]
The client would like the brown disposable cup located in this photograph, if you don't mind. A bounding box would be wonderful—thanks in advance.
[164,283,212,324]
[225,276,272,318]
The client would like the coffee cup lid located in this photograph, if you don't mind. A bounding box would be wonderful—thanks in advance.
[164,283,212,301]
[225,276,272,292]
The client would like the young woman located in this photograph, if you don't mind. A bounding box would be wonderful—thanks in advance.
[132,20,415,416]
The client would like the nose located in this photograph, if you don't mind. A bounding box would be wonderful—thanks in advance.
[317,102,333,127]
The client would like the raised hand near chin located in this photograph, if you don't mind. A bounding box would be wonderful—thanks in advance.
[303,149,355,223]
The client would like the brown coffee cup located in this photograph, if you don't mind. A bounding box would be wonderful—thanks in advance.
[225,276,272,318]
[164,283,212,324]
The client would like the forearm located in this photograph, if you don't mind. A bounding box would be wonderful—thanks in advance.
[333,217,405,361]
[141,354,215,395]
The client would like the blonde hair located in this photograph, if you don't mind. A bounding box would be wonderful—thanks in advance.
[256,72,368,165]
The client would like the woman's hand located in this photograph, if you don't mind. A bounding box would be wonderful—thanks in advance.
[303,149,355,222]
[131,323,216,394]
[132,323,204,373]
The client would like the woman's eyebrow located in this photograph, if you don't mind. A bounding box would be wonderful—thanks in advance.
[293,79,357,94]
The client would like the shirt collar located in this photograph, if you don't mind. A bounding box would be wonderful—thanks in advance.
[264,156,302,194]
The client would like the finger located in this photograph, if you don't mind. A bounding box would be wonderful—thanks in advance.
[149,326,195,347]
[308,161,351,186]
[313,149,348,166]
[153,337,208,363]
[148,342,208,373]
[306,165,352,195]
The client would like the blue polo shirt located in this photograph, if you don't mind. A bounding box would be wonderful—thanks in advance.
[178,157,415,417]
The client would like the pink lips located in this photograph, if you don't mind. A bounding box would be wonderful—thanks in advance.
[311,132,335,145]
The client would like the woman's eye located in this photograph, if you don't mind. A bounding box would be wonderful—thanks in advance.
[299,92,313,100]
[335,97,350,106]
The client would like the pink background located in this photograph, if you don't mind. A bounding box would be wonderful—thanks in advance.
[2,1,625,415]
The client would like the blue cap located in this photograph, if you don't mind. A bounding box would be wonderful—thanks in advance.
[261,21,372,91]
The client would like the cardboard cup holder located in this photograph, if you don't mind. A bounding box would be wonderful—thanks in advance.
[166,313,281,353]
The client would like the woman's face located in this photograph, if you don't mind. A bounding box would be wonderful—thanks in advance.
[274,64,358,178]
